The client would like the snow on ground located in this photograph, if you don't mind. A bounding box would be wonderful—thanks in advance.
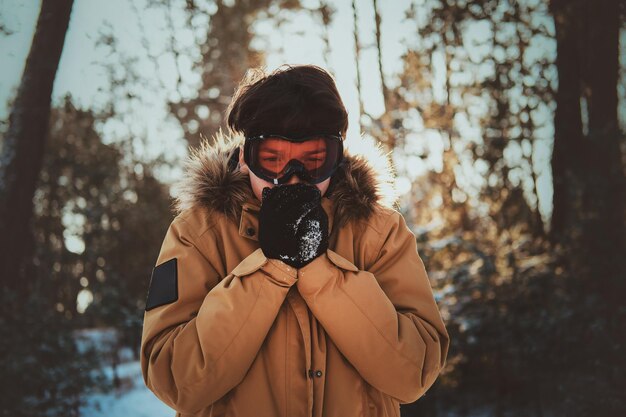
[74,328,175,417]
[80,360,175,417]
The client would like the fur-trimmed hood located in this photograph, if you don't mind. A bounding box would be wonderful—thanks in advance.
[171,130,399,229]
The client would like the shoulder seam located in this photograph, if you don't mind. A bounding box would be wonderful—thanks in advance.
[357,205,396,236]
[173,216,223,275]
[373,209,401,260]
[177,207,221,240]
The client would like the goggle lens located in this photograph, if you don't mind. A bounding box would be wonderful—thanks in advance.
[257,137,328,176]
[244,134,343,184]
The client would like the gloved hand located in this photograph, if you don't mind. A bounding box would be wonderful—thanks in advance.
[258,183,329,268]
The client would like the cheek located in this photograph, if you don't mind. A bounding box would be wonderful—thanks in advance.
[249,171,274,201]
[316,179,331,196]
[249,173,331,200]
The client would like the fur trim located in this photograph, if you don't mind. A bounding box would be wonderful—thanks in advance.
[327,135,398,228]
[171,130,398,228]
[171,130,253,223]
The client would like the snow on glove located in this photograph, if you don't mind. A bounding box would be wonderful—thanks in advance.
[258,183,329,268]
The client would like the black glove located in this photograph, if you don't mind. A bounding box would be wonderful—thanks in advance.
[258,183,329,268]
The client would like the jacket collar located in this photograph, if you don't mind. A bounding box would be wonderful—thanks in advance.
[171,129,398,230]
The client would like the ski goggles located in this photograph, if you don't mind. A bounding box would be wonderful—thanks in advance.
[243,133,344,185]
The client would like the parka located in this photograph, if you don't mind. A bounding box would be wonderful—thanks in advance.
[140,132,450,417]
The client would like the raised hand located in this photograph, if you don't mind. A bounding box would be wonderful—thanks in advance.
[258,183,329,268]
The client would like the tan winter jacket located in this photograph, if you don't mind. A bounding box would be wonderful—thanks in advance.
[140,133,450,417]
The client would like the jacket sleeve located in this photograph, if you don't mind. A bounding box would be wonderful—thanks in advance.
[140,215,298,414]
[296,209,450,404]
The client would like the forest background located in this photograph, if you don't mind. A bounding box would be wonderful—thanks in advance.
[0,0,624,416]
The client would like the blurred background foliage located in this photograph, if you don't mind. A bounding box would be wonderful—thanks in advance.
[0,0,624,416]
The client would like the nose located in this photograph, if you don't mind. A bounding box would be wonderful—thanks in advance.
[286,174,301,185]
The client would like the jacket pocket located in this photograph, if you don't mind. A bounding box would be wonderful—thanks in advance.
[389,397,400,417]
[207,398,228,417]
[179,400,227,417]
[217,390,236,417]
[362,381,374,417]
[364,384,400,417]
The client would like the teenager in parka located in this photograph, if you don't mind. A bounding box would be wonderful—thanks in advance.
[140,64,450,417]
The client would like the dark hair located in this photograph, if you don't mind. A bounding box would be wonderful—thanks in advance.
[226,64,348,139]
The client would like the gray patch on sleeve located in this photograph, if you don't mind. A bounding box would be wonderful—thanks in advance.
[145,258,178,311]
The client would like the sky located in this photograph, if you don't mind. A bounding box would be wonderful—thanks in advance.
[0,0,415,136]
[0,0,577,232]
[0,0,418,175]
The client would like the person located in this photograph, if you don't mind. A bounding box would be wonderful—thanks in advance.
[140,64,450,417]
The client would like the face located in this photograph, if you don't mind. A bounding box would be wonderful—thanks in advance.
[238,144,331,202]
[257,137,327,175]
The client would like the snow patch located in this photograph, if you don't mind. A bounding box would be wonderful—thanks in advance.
[298,219,321,262]
[80,361,175,417]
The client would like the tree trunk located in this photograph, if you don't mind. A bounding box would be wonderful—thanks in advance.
[549,0,625,283]
[549,0,585,246]
[351,0,364,133]
[372,0,388,109]
[578,0,625,286]
[0,0,74,296]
